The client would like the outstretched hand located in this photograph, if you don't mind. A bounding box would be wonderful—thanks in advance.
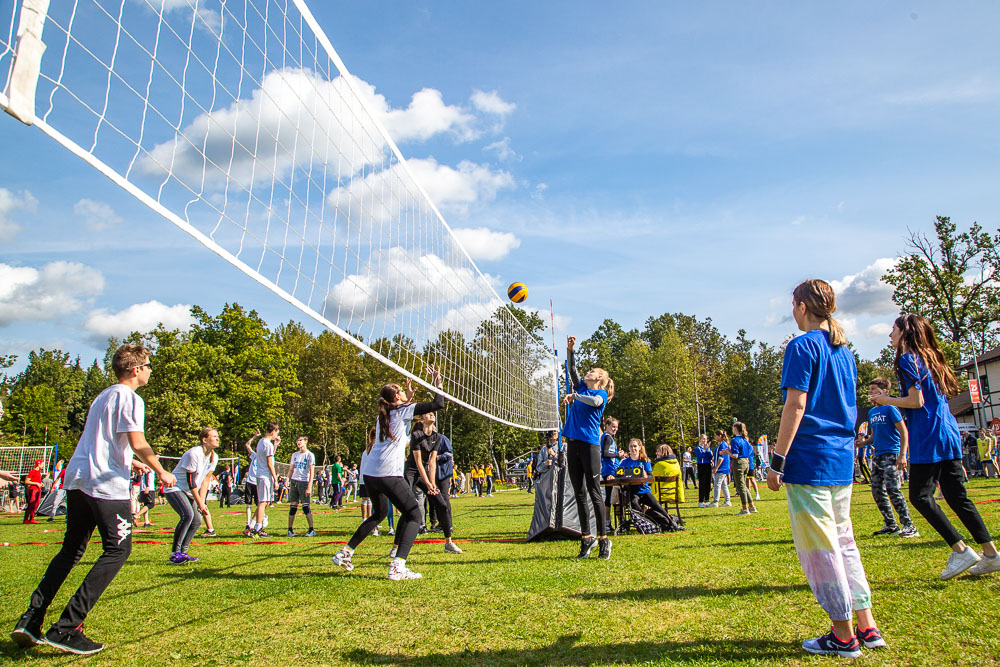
[567,336,576,351]
[426,364,444,389]
[562,394,575,406]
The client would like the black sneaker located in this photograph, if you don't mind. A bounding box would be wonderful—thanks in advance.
[872,525,899,536]
[10,609,44,647]
[43,627,104,655]
[598,538,612,560]
[576,536,597,559]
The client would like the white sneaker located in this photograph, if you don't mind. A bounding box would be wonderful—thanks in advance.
[444,542,463,554]
[940,546,981,580]
[755,494,761,501]
[331,548,354,572]
[387,562,422,580]
[722,501,732,507]
[697,502,706,508]
[372,527,380,537]
[707,502,718,508]
[388,546,398,558]
[968,553,1000,576]
[736,509,750,516]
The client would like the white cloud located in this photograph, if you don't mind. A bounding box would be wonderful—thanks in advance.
[830,258,899,317]
[470,90,516,116]
[74,199,123,231]
[83,300,195,341]
[484,137,521,162]
[0,261,104,326]
[883,76,996,106]
[327,157,513,226]
[530,183,548,201]
[141,69,477,192]
[0,188,38,242]
[451,227,520,261]
[327,247,488,316]
[866,322,892,339]
[138,0,222,33]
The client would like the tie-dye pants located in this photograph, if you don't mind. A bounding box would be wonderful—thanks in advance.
[786,483,872,621]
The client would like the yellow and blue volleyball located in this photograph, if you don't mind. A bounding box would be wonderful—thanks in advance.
[507,282,528,303]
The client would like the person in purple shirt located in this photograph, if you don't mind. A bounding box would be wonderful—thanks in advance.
[870,314,998,580]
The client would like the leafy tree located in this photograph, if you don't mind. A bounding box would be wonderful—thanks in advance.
[3,384,67,446]
[882,216,1000,360]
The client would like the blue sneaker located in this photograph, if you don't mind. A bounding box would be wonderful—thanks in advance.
[168,552,186,565]
[181,553,200,563]
[856,626,886,648]
[802,628,862,658]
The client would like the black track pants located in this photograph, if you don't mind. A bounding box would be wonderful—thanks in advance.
[566,439,605,537]
[349,476,422,559]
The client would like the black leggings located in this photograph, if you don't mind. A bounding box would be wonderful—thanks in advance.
[348,476,422,559]
[909,459,992,547]
[635,491,671,527]
[566,438,606,538]
[697,463,712,503]
[426,477,453,539]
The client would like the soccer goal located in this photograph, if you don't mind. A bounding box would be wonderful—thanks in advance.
[0,0,558,431]
[0,445,54,476]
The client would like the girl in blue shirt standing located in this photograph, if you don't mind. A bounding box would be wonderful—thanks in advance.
[563,336,614,560]
[730,422,757,515]
[767,279,880,658]
[869,314,998,579]
[694,434,713,507]
[708,431,731,508]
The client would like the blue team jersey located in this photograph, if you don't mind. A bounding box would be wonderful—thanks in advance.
[731,436,752,458]
[897,353,961,464]
[615,457,652,495]
[713,442,731,475]
[562,381,609,446]
[780,329,857,486]
[695,445,713,465]
[600,433,619,477]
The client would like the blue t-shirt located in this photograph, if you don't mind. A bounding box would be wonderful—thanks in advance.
[600,433,619,477]
[897,353,961,464]
[780,329,857,486]
[731,436,752,459]
[615,457,652,495]
[562,381,609,446]
[695,445,713,465]
[713,442,731,475]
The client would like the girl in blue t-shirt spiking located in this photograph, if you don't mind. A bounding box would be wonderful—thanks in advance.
[869,314,998,580]
[563,335,614,560]
[767,279,880,659]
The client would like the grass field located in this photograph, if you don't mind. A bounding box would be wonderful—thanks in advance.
[2,479,999,666]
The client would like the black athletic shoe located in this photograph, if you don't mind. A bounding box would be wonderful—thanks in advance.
[598,538,612,560]
[576,536,597,559]
[10,609,44,647]
[417,526,428,535]
[872,525,899,536]
[43,627,104,655]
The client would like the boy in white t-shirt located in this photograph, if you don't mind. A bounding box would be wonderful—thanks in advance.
[11,344,177,656]
[286,436,316,537]
[250,423,279,537]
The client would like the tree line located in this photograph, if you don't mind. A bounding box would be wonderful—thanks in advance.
[0,217,995,467]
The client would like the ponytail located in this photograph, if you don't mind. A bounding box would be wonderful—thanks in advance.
[377,384,401,443]
[792,279,847,347]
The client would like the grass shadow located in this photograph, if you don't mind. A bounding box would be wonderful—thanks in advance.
[573,583,810,602]
[345,633,801,665]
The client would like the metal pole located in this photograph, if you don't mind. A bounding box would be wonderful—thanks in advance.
[972,352,985,430]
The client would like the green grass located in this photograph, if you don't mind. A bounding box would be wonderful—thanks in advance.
[1,480,999,666]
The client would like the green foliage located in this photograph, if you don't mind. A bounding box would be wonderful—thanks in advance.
[882,216,1000,359]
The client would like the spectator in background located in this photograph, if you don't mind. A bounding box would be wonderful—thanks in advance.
[682,446,695,489]
[23,459,45,524]
[978,429,997,479]
[218,465,233,508]
[652,443,684,506]
[695,434,713,508]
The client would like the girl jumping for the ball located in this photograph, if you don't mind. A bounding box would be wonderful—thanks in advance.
[563,336,614,560]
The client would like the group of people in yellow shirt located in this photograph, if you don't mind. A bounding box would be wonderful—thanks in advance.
[977,429,999,478]
[467,464,494,496]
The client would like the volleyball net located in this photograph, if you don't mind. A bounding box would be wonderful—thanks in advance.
[0,0,559,431]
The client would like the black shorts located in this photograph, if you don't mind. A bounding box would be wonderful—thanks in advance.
[358,484,369,498]
[244,483,257,506]
[139,491,155,508]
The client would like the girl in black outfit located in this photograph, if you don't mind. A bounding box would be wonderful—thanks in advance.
[332,367,445,581]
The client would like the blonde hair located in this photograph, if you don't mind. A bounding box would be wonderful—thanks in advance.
[628,438,649,462]
[732,422,749,439]
[656,443,674,459]
[793,279,847,347]
[592,368,615,402]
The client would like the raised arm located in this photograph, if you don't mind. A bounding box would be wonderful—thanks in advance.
[567,337,581,386]
[413,365,446,416]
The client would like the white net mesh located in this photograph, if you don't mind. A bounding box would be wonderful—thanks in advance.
[0,0,558,431]
[0,445,54,476]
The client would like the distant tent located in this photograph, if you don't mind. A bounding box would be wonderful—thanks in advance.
[36,486,65,517]
[526,448,597,541]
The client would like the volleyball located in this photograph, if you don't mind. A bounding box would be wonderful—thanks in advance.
[507,282,528,303]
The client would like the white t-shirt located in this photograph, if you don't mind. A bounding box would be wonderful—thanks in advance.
[254,438,275,480]
[682,451,692,468]
[362,404,416,478]
[164,445,218,496]
[245,453,257,485]
[289,450,316,482]
[64,384,144,501]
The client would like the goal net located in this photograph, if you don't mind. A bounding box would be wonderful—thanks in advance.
[0,445,54,476]
[0,0,558,431]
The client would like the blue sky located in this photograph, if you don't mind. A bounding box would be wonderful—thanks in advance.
[2,1,999,375]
